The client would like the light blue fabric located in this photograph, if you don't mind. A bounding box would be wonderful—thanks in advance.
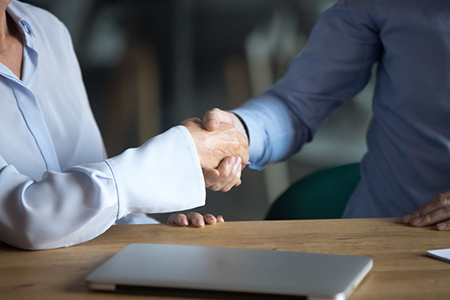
[233,0,450,218]
[0,1,205,250]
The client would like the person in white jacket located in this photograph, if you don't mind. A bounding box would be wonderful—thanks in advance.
[0,0,248,250]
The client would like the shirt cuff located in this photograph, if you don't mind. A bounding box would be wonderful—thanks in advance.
[106,126,205,219]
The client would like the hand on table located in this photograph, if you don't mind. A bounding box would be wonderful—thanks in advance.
[167,212,224,228]
[401,191,450,230]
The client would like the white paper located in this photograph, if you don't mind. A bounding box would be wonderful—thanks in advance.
[427,249,450,263]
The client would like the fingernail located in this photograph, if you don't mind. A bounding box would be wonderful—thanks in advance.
[206,120,216,127]
[412,218,421,225]
[195,218,204,227]
[401,215,411,223]
[237,157,242,165]
[205,214,213,219]
[179,218,188,226]
[228,156,236,165]
[437,223,447,230]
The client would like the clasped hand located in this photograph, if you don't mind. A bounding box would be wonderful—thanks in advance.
[180,110,450,231]
[181,110,249,192]
[168,110,247,228]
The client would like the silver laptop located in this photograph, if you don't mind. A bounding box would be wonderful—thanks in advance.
[86,243,372,300]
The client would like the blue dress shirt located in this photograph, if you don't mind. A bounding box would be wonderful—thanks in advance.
[0,1,205,250]
[233,0,450,218]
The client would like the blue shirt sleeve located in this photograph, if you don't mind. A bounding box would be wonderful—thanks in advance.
[233,0,382,170]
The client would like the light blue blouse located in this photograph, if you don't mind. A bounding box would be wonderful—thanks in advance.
[234,0,450,218]
[0,1,205,250]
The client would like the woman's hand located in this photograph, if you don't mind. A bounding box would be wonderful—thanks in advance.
[167,212,224,228]
[203,155,242,192]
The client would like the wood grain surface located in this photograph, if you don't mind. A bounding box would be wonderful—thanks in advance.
[1,218,449,299]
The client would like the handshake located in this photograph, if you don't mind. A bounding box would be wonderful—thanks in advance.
[181,108,249,192]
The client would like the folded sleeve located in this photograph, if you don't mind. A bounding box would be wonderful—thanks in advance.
[0,126,204,250]
[233,0,381,169]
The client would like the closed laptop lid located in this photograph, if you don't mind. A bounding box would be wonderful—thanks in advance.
[86,243,372,300]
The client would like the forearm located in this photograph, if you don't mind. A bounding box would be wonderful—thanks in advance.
[0,126,205,250]
[106,126,205,216]
[232,0,381,169]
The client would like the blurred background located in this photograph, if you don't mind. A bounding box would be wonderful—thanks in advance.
[22,0,374,222]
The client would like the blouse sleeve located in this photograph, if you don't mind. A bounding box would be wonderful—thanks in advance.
[0,126,205,250]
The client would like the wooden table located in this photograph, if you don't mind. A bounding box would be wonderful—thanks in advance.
[1,218,449,299]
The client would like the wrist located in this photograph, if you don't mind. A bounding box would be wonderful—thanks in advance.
[231,113,249,143]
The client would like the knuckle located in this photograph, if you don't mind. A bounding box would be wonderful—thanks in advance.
[210,185,220,192]
[187,212,201,220]
[438,195,448,206]
[416,206,426,215]
[193,212,202,218]
[206,108,220,119]
[170,214,186,224]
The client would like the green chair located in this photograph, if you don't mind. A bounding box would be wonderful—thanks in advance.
[265,163,361,220]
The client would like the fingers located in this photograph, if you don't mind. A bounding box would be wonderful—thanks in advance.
[401,192,450,229]
[203,108,233,131]
[202,109,249,166]
[436,220,450,231]
[180,117,202,127]
[202,214,226,225]
[203,168,220,188]
[186,212,205,227]
[168,212,225,228]
[202,108,249,142]
[408,206,450,227]
[221,162,242,192]
[205,156,242,192]
[186,120,247,169]
[167,213,189,227]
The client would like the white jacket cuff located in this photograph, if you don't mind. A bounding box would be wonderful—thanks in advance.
[106,126,205,218]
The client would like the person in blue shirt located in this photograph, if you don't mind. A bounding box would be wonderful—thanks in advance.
[0,0,247,250]
[198,0,450,231]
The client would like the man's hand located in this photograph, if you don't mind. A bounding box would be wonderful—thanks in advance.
[203,108,248,140]
[167,212,224,228]
[401,191,450,230]
[181,118,249,170]
[198,108,249,191]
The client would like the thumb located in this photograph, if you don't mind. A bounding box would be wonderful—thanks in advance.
[203,108,233,131]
